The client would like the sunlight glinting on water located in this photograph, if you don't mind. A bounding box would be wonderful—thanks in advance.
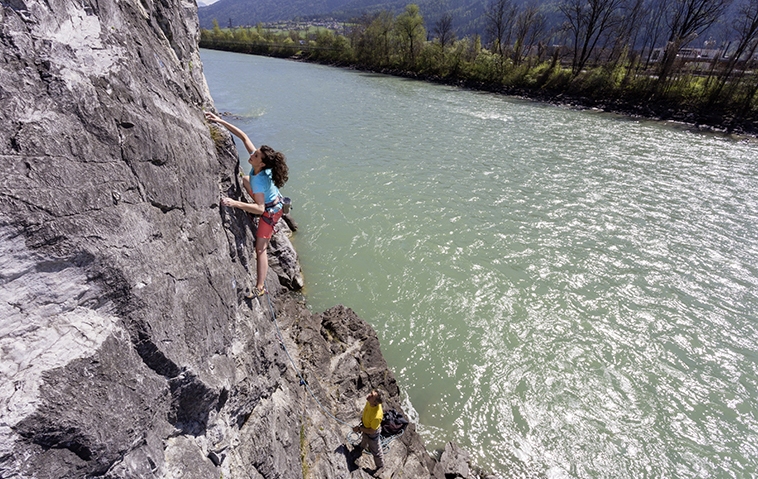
[201,50,758,478]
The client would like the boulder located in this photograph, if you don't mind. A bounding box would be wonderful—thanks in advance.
[434,442,471,478]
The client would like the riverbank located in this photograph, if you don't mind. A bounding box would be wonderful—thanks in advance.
[200,40,758,139]
[305,59,758,139]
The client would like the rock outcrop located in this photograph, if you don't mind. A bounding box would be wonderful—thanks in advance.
[0,0,483,478]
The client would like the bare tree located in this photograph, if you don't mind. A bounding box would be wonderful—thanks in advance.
[657,0,731,85]
[639,0,669,69]
[485,0,517,58]
[513,3,547,65]
[712,0,758,96]
[559,0,626,75]
[604,0,646,68]
[434,12,456,50]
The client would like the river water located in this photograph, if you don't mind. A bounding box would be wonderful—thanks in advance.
[200,49,758,478]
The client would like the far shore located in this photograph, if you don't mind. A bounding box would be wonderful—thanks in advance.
[200,46,758,141]
[304,59,758,141]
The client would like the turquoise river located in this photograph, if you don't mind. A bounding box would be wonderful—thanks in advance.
[201,48,758,479]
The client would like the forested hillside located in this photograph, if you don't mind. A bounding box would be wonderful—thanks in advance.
[198,0,488,32]
[196,0,376,29]
[198,0,346,28]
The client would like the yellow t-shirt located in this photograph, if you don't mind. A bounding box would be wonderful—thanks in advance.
[362,402,383,431]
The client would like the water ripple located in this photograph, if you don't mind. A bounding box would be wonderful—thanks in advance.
[203,50,758,479]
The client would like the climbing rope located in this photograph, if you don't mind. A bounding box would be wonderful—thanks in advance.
[346,430,405,454]
[259,279,352,428]
[258,278,404,452]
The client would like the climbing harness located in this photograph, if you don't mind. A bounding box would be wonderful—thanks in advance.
[260,197,282,227]
[264,195,282,213]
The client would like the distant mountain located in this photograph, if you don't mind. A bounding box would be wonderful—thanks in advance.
[197,0,487,34]
[198,0,742,48]
[331,0,488,34]
[198,0,355,29]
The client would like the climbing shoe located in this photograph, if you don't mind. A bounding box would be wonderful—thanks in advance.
[244,287,267,299]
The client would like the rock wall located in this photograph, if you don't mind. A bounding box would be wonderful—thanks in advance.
[0,0,492,479]
[0,0,480,478]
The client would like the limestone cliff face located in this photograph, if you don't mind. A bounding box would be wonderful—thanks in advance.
[0,0,462,478]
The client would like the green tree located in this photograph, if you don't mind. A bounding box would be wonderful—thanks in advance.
[395,4,426,68]
[212,19,223,39]
[233,27,251,43]
[332,34,353,62]
[315,29,335,49]
[354,11,395,67]
[372,11,396,65]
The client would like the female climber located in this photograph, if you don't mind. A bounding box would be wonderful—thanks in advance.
[205,111,289,297]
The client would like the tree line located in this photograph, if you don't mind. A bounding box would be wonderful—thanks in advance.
[200,0,758,133]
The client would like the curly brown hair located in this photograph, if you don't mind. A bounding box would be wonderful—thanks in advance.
[259,145,289,188]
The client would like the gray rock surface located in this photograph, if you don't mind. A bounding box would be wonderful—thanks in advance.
[0,0,481,477]
[436,442,470,478]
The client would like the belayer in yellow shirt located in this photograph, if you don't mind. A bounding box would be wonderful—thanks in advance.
[351,390,385,474]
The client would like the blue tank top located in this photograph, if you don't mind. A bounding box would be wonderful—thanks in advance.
[251,169,280,204]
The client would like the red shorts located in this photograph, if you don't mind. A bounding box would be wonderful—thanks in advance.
[257,209,283,239]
